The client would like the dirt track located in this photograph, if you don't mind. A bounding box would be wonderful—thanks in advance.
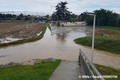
[0,22,45,43]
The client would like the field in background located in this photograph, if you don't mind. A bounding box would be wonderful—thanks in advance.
[0,22,45,40]
[0,22,47,47]
[95,26,120,31]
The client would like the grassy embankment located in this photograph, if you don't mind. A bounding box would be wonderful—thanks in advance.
[0,24,48,48]
[48,24,51,31]
[93,26,120,31]
[74,36,120,54]
[95,64,120,80]
[0,60,61,80]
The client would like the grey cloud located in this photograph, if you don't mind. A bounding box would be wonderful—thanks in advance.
[0,0,120,14]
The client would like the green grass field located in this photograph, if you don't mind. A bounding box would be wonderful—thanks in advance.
[95,64,120,80]
[74,36,120,54]
[96,26,120,31]
[0,60,61,80]
[0,24,48,48]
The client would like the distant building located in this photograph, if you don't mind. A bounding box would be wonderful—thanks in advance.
[60,22,86,26]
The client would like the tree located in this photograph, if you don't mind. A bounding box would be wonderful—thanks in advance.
[116,16,120,27]
[46,15,49,18]
[86,15,94,25]
[83,9,119,27]
[16,13,24,20]
[69,14,78,22]
[25,15,31,20]
[80,13,87,21]
[94,9,118,26]
[0,13,16,20]
[52,1,71,21]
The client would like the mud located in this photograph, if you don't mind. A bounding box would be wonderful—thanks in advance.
[0,22,45,43]
[95,28,120,37]
[82,26,120,37]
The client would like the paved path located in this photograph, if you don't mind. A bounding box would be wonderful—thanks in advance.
[49,61,83,80]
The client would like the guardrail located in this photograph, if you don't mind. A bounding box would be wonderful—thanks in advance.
[79,48,105,80]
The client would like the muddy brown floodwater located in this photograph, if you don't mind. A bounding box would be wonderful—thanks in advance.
[0,24,120,69]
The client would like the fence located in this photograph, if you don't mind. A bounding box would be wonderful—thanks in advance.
[79,48,105,80]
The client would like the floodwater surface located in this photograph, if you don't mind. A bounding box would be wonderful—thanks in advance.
[0,25,87,64]
[0,25,120,69]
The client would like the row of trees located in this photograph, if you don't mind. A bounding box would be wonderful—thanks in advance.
[0,13,50,22]
[84,9,120,27]
[52,1,120,27]
[0,13,32,20]
[0,14,16,19]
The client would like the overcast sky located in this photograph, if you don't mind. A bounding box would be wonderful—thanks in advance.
[0,0,120,15]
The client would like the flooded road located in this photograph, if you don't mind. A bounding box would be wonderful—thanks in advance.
[0,25,120,69]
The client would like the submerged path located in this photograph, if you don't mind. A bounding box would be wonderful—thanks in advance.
[49,61,83,80]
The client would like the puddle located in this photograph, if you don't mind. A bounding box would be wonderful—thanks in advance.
[37,31,42,36]
[0,24,120,69]
[0,37,22,44]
